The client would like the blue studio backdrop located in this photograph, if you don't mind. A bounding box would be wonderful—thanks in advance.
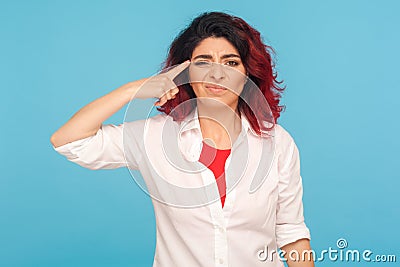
[1,0,399,266]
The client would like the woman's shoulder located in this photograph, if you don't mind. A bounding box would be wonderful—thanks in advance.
[274,123,293,139]
[273,123,297,151]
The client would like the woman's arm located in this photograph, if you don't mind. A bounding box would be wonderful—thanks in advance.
[281,238,314,267]
[275,125,313,266]
[50,81,138,148]
[50,61,189,148]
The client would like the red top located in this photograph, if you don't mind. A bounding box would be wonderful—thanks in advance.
[199,141,231,208]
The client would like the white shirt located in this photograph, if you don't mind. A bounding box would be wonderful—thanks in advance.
[53,110,311,267]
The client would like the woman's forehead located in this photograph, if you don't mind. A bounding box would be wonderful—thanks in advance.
[192,37,239,58]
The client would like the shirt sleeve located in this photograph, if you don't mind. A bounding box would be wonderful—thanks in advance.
[275,127,311,248]
[52,122,142,170]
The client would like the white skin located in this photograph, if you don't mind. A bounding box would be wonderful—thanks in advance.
[50,36,313,267]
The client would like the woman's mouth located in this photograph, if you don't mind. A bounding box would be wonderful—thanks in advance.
[204,84,228,94]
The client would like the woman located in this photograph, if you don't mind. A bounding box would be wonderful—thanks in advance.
[51,12,314,267]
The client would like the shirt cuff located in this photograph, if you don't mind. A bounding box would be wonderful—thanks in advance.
[276,221,311,248]
[52,135,95,160]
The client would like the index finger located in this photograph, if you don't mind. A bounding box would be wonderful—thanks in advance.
[164,60,190,79]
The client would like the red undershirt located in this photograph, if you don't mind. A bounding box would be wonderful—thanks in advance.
[199,141,231,208]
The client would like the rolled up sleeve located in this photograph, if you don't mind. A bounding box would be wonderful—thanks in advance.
[53,123,141,170]
[275,133,311,248]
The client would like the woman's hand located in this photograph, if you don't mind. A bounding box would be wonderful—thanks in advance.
[132,60,190,106]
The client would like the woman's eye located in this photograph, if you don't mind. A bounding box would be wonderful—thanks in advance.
[193,61,211,67]
[225,60,239,67]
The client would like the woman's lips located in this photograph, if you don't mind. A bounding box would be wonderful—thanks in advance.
[205,84,228,94]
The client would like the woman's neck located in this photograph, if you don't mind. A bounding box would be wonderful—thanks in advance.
[196,101,242,150]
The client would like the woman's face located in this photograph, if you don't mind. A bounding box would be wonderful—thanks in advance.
[189,37,247,110]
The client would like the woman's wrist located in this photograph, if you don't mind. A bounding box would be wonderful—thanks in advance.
[117,80,143,104]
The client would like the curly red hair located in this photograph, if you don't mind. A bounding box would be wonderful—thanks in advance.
[158,12,285,135]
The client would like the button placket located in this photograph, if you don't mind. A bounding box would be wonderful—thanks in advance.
[210,197,228,266]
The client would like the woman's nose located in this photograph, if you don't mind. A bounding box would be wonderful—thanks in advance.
[209,62,226,81]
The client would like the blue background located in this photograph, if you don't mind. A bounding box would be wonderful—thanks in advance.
[1,0,399,266]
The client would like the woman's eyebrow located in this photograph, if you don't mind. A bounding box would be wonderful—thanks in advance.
[220,54,241,59]
[192,54,241,60]
[192,54,213,60]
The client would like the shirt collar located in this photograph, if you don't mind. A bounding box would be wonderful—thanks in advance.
[178,107,260,137]
[179,108,201,135]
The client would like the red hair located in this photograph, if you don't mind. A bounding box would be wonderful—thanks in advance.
[158,12,285,135]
